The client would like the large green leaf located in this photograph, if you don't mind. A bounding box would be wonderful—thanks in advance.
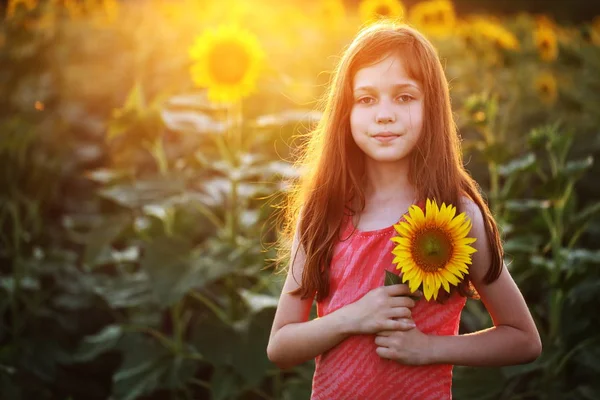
[210,365,243,400]
[452,366,505,400]
[562,156,593,179]
[503,235,543,254]
[140,236,197,306]
[82,214,131,268]
[73,325,123,363]
[141,236,241,306]
[112,334,196,400]
[282,377,313,400]
[238,289,278,314]
[98,178,185,209]
[498,153,537,177]
[505,199,551,212]
[191,316,239,367]
[92,272,158,309]
[573,202,600,226]
[231,308,276,386]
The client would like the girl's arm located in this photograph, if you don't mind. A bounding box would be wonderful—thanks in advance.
[266,229,353,370]
[267,224,417,369]
[427,200,543,366]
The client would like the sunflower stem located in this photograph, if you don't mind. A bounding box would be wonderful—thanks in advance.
[226,101,244,245]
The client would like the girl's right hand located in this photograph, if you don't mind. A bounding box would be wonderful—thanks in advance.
[342,284,421,335]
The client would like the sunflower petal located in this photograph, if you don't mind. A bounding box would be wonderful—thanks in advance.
[394,221,414,237]
[439,272,450,293]
[409,204,425,226]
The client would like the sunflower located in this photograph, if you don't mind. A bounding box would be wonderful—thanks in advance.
[534,72,558,105]
[469,17,520,51]
[408,0,456,38]
[63,0,85,19]
[189,25,264,103]
[359,0,405,24]
[534,24,558,62]
[591,15,600,46]
[317,0,346,26]
[391,199,477,301]
[6,0,37,18]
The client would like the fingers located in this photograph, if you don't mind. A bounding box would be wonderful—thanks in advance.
[384,317,415,331]
[389,296,416,309]
[384,284,422,298]
[375,346,395,360]
[384,284,411,296]
[389,306,412,320]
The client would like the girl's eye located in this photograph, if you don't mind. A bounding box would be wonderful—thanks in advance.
[397,95,414,102]
[357,97,375,104]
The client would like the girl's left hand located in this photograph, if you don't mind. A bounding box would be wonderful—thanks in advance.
[374,326,432,365]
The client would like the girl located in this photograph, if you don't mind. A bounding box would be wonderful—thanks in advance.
[267,22,541,400]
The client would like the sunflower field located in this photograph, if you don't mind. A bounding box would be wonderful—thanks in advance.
[1,0,600,399]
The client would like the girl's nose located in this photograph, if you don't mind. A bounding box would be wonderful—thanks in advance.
[375,101,396,124]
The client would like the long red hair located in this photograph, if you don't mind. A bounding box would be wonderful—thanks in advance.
[279,22,503,302]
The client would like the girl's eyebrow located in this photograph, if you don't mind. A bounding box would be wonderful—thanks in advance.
[353,83,421,93]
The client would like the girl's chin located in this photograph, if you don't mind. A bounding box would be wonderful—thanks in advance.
[363,152,411,164]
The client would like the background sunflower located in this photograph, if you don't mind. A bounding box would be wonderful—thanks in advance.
[359,0,406,24]
[189,25,264,103]
[535,24,558,61]
[535,71,558,105]
[409,0,456,37]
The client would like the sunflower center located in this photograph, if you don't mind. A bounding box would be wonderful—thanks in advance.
[208,39,251,85]
[375,6,391,17]
[436,11,445,23]
[412,228,454,272]
[540,39,551,50]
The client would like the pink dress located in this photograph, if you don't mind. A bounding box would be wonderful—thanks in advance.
[311,208,466,400]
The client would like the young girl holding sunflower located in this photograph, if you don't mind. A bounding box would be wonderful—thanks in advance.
[267,22,541,400]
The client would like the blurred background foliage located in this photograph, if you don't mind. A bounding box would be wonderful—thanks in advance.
[0,0,599,399]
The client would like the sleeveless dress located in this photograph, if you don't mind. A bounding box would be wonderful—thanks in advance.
[310,204,467,400]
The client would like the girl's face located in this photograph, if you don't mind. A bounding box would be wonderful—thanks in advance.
[350,53,424,165]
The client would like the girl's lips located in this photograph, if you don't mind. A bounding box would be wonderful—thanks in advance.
[373,134,400,142]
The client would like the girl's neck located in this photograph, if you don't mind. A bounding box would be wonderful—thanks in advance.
[363,159,416,205]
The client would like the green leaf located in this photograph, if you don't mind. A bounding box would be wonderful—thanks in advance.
[282,377,313,400]
[384,270,401,286]
[73,325,123,363]
[577,341,600,374]
[141,236,197,306]
[160,107,228,135]
[191,316,239,366]
[92,272,157,309]
[210,365,243,400]
[503,235,543,254]
[232,308,275,385]
[505,199,551,212]
[238,289,278,314]
[83,214,131,268]
[98,178,185,209]
[384,271,420,300]
[113,334,196,400]
[573,202,600,225]
[564,248,600,265]
[452,366,505,400]
[498,153,537,177]
[562,156,593,178]
[253,109,322,129]
[502,355,546,379]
